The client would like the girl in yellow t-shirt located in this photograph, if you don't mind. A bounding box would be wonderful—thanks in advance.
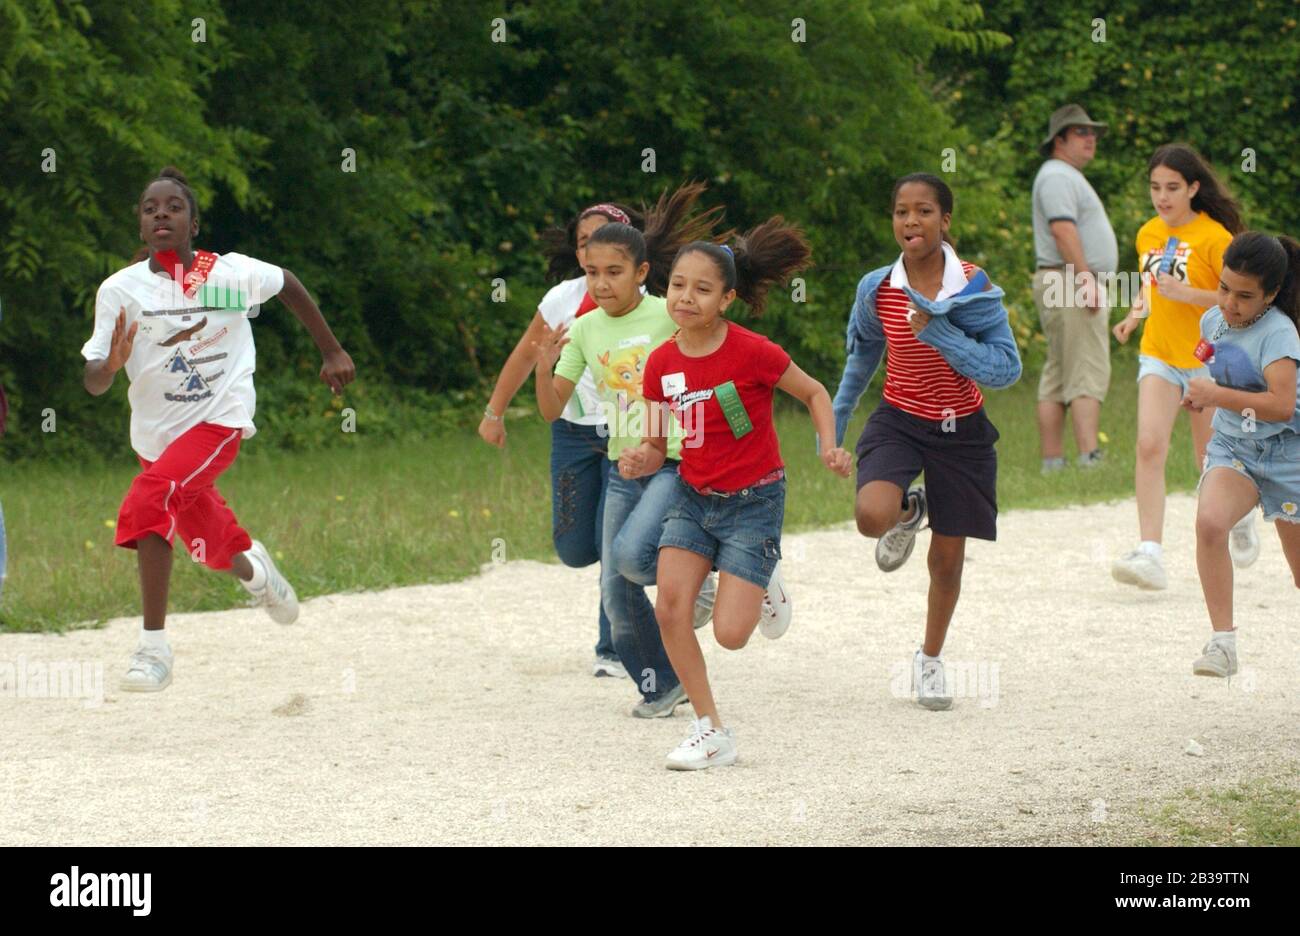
[1111,144,1246,590]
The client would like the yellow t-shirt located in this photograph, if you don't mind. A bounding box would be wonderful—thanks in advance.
[1137,212,1233,368]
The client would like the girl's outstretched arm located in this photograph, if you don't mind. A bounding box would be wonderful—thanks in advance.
[777,362,852,477]
[278,270,355,394]
[833,283,886,446]
[480,312,550,447]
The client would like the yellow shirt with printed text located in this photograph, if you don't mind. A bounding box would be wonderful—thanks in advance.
[1137,212,1233,369]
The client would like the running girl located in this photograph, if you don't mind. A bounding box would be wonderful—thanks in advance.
[532,182,724,718]
[833,173,1021,711]
[1185,232,1300,677]
[1111,144,1247,591]
[626,218,846,770]
[81,167,356,692]
[478,201,643,679]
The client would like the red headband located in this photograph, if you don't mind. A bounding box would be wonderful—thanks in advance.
[580,203,631,225]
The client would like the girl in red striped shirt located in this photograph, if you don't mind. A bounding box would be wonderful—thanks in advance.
[833,173,1022,711]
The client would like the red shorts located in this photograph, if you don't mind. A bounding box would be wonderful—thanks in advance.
[116,422,252,571]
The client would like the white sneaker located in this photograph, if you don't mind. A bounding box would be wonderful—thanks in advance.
[120,644,174,692]
[1192,633,1238,678]
[694,573,717,631]
[240,540,299,624]
[1111,549,1168,590]
[665,716,737,770]
[876,487,926,572]
[757,562,791,639]
[592,656,628,679]
[911,649,952,711]
[1228,514,1260,569]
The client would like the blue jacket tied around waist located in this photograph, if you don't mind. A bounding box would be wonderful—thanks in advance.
[831,265,1023,446]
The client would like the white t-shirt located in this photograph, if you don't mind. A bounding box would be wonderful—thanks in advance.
[81,252,285,461]
[537,277,604,426]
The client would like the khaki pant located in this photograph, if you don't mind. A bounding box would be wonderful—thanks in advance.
[1034,268,1111,404]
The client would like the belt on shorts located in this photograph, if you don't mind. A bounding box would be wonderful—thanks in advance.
[1036,264,1065,271]
[688,467,785,498]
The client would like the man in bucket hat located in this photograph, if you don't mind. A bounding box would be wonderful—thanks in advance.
[1031,104,1119,473]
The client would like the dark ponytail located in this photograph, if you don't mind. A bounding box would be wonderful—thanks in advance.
[1147,144,1244,235]
[132,166,198,262]
[672,217,813,316]
[585,181,727,296]
[891,172,955,246]
[1222,231,1300,329]
[540,201,644,283]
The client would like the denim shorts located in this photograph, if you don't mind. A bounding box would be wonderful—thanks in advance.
[1138,353,1210,397]
[659,474,785,588]
[1200,431,1300,523]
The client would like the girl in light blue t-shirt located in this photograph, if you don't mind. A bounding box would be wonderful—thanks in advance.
[1183,232,1300,678]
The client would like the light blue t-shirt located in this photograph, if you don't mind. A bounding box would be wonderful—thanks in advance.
[1200,306,1300,439]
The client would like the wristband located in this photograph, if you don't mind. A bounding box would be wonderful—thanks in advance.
[484,405,501,421]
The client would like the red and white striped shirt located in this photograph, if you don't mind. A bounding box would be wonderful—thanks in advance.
[877,245,984,420]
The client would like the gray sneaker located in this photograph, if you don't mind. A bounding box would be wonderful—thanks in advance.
[911,648,953,711]
[120,644,174,693]
[1041,456,1067,475]
[1077,448,1105,468]
[876,486,927,572]
[592,656,628,679]
[1192,634,1238,677]
[631,681,689,719]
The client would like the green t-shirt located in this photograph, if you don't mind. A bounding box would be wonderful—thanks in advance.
[555,294,684,461]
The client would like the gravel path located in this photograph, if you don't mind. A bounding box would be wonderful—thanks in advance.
[2,493,1295,845]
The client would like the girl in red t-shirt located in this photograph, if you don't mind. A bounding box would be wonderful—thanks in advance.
[623,218,852,770]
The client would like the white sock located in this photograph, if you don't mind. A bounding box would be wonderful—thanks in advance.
[1212,629,1237,646]
[242,552,268,590]
[921,650,941,663]
[1138,541,1163,559]
[140,628,170,652]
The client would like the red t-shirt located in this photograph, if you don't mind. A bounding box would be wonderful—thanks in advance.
[643,321,792,492]
[877,258,984,420]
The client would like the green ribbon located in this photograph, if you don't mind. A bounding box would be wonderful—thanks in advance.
[713,380,752,439]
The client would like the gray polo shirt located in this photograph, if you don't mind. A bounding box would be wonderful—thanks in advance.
[1032,158,1118,274]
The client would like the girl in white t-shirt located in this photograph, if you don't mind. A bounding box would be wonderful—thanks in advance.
[477,201,643,678]
[81,167,356,693]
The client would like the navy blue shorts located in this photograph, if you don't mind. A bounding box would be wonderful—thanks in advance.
[854,402,999,541]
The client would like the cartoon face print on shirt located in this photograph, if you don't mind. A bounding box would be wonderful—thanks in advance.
[597,345,648,411]
[1205,342,1267,393]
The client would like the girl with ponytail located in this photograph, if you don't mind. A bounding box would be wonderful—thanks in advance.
[531,181,727,720]
[1185,231,1300,679]
[625,217,850,770]
[1111,144,1249,591]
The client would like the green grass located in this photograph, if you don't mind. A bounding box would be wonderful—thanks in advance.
[0,351,1200,632]
[1139,779,1300,846]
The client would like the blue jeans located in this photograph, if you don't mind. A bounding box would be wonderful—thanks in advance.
[602,461,681,701]
[550,419,614,658]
